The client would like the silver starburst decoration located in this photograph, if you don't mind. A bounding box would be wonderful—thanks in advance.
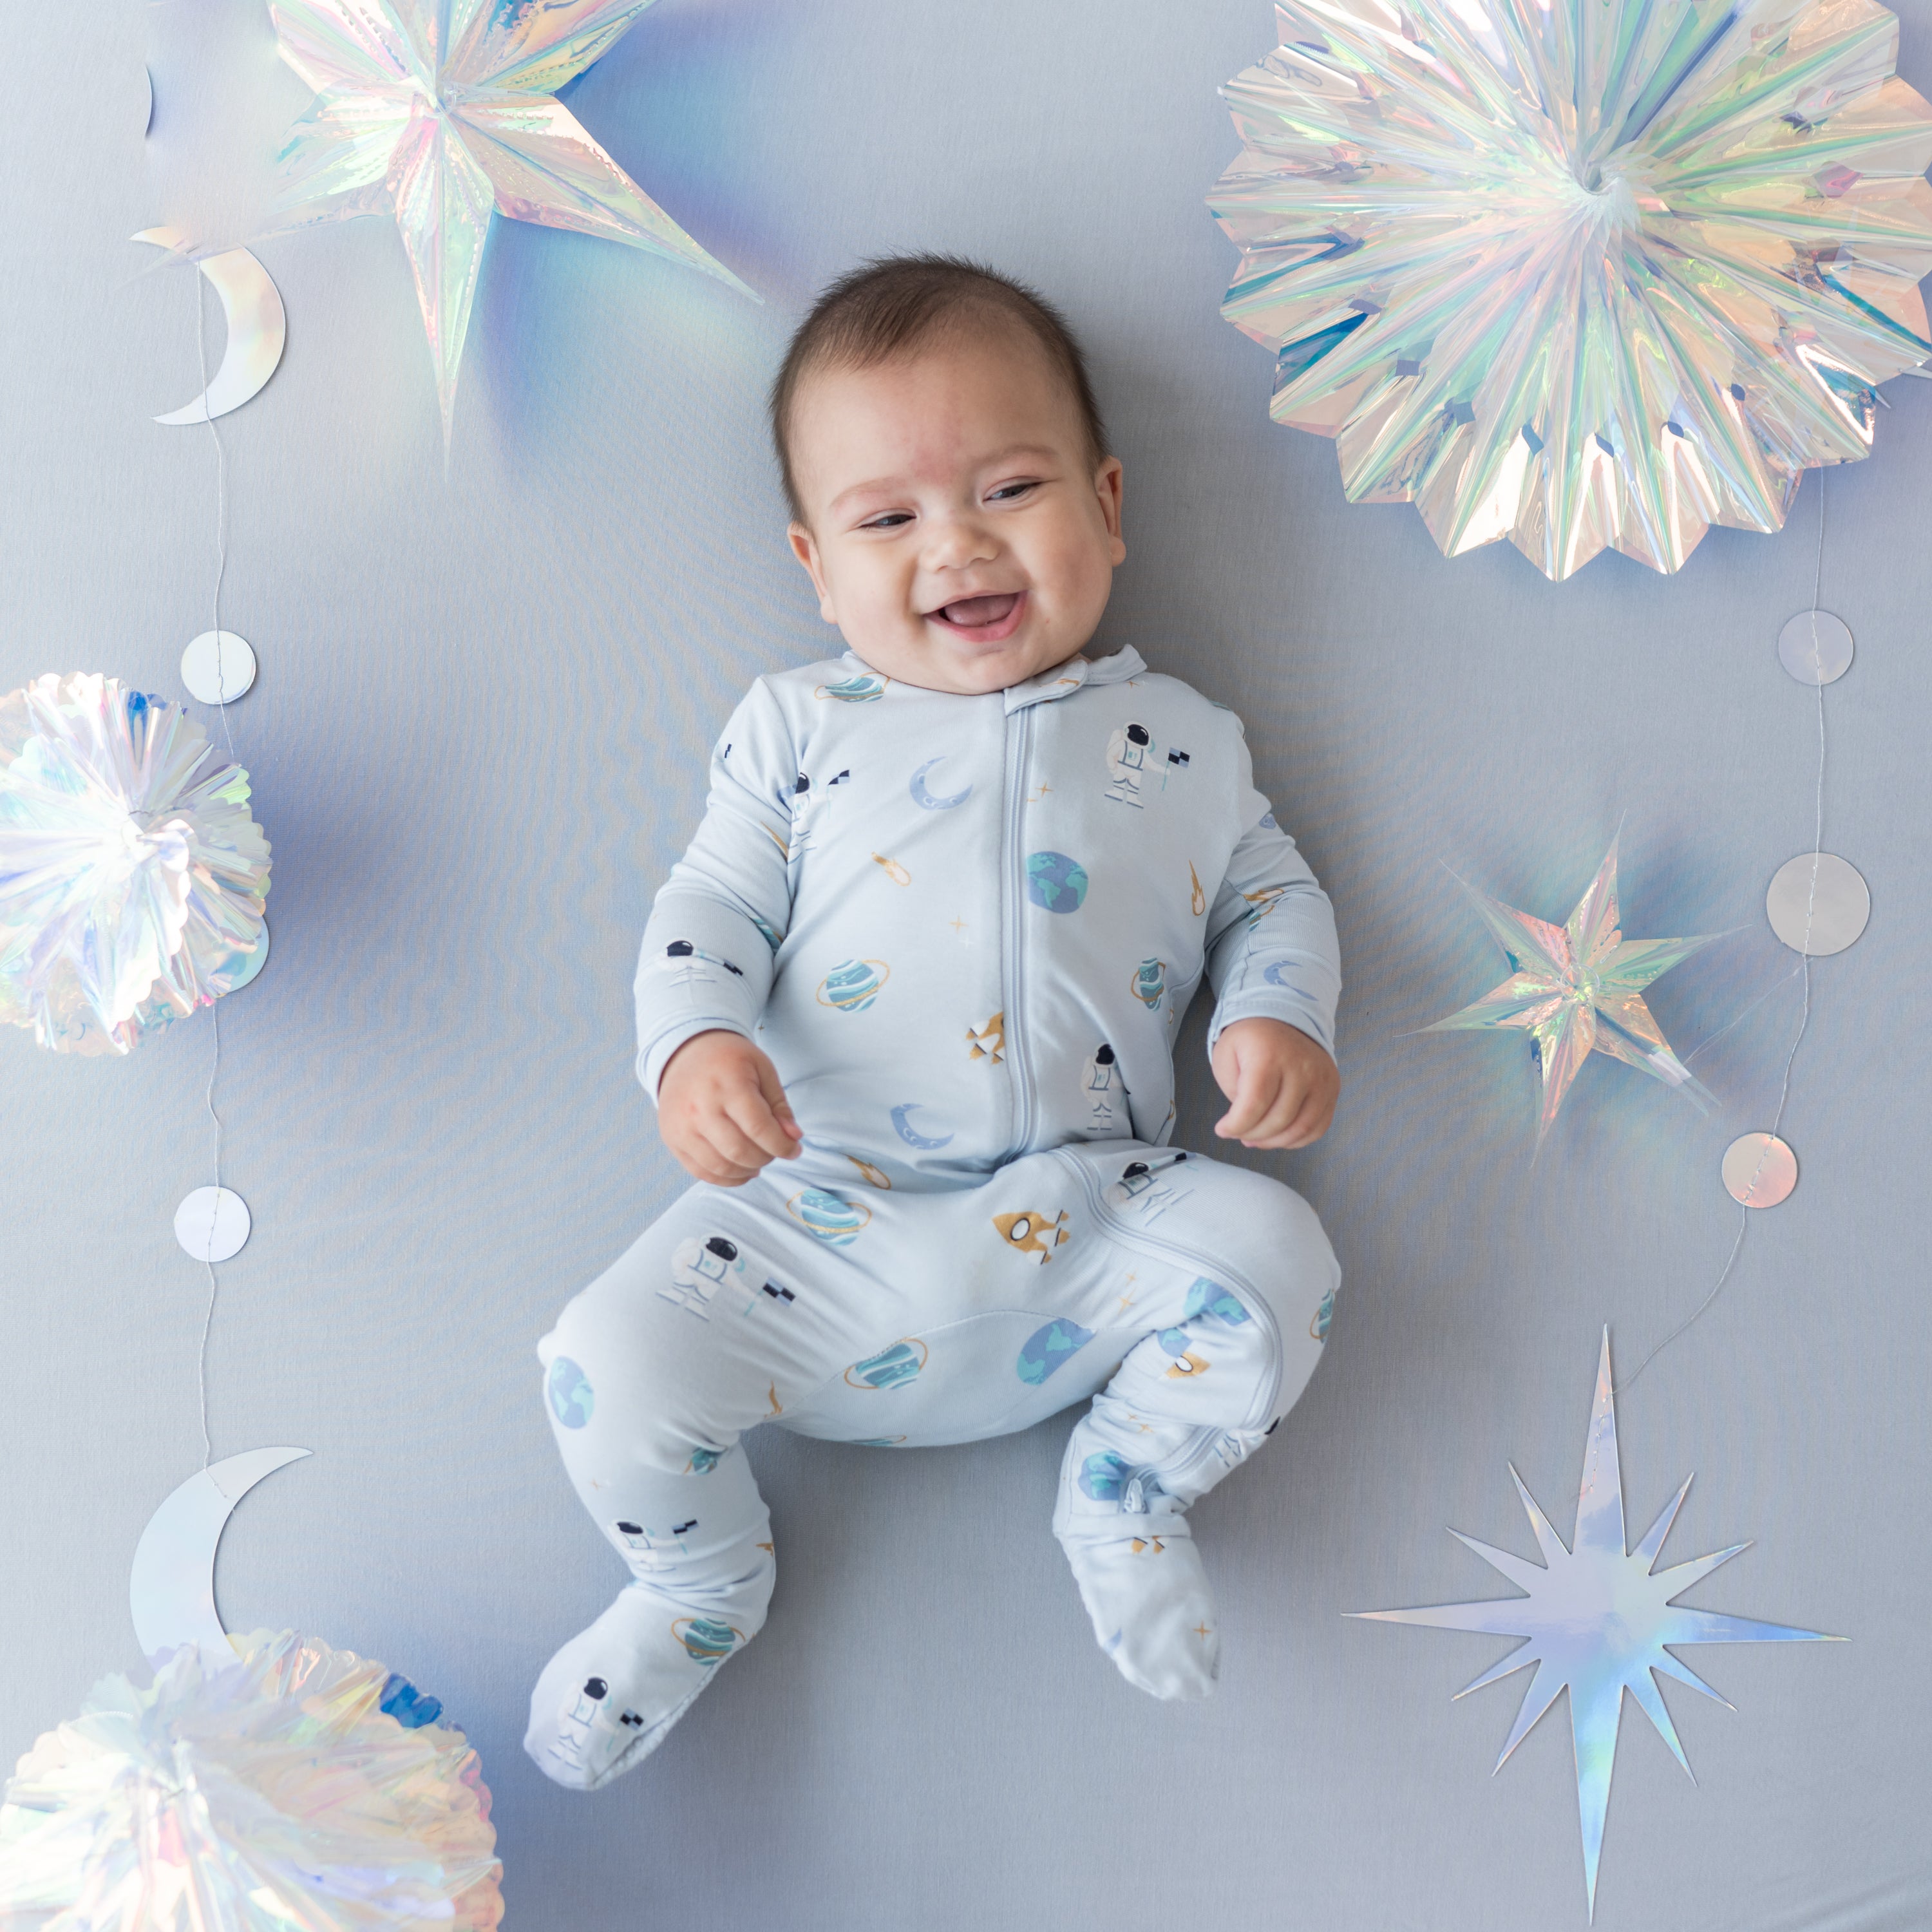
[1209,0,1932,580]
[1354,1331,1842,1918]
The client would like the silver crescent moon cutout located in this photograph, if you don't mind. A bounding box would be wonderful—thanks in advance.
[129,1446,311,1663]
[909,757,972,811]
[134,227,286,424]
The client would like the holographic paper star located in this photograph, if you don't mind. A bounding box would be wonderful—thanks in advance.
[1354,1332,1842,1920]
[1209,0,1932,580]
[270,0,754,435]
[1423,838,1717,1144]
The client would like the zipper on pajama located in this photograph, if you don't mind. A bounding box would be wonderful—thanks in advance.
[1057,1150,1285,1435]
[999,706,1037,1161]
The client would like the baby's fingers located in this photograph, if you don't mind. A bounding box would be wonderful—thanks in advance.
[1215,1059,1280,1139]
[723,1081,799,1165]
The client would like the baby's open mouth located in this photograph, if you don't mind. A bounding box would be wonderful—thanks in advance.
[927,591,1027,641]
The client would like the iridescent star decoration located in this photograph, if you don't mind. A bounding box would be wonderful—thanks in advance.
[1423,838,1718,1144]
[1354,1331,1842,1920]
[270,0,754,435]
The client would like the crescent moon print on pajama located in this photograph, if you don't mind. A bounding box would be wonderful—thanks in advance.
[786,1189,871,1244]
[815,674,887,701]
[992,1209,1071,1262]
[909,756,972,810]
[966,1013,1005,1063]
[1016,1319,1095,1385]
[844,1340,929,1390]
[891,1103,955,1149]
[817,960,889,1012]
[871,853,911,885]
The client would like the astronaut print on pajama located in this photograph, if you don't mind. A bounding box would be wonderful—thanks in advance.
[527,646,1344,1791]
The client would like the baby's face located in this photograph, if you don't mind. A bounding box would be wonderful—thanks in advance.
[785,327,1125,695]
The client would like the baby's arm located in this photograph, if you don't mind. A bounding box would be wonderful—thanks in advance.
[635,683,802,1185]
[1201,724,1343,1150]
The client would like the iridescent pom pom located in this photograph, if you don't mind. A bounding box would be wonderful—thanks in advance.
[0,1631,504,1931]
[0,673,270,1054]
[1211,0,1932,580]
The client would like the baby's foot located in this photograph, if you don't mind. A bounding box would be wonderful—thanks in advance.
[1057,1515,1220,1700]
[524,1584,750,1790]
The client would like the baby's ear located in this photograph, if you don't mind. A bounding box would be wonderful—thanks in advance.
[786,521,838,623]
[1095,455,1126,562]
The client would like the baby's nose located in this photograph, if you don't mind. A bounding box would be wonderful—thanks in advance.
[922,512,999,568]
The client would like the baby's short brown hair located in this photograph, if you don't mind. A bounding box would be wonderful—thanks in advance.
[770,253,1108,522]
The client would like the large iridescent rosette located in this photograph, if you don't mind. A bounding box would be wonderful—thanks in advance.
[0,1631,504,1931]
[1209,0,1932,580]
[0,674,270,1054]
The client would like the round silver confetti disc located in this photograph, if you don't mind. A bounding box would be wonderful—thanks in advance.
[1766,851,1870,955]
[1721,1132,1797,1208]
[174,1186,251,1264]
[181,630,256,706]
[1776,609,1853,685]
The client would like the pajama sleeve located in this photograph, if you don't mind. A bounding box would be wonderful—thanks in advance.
[634,681,796,1101]
[1202,722,1342,1061]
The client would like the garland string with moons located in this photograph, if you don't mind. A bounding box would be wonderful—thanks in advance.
[189,259,238,1468]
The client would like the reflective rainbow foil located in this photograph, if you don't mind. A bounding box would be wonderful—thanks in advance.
[1210,0,1932,578]
[0,674,270,1056]
[0,1631,503,1931]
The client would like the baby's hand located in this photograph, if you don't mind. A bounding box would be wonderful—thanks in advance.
[658,1030,804,1186]
[1209,1017,1339,1151]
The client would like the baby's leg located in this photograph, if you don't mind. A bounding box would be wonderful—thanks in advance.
[1050,1147,1338,1700]
[526,1185,832,1790]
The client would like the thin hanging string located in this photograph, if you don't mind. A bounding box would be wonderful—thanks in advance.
[1619,470,1828,1394]
[189,260,237,1469]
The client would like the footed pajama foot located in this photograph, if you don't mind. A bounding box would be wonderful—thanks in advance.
[525,1582,754,1790]
[1058,1515,1220,1701]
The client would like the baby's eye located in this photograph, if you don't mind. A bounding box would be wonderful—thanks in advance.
[987,481,1039,503]
[859,511,914,531]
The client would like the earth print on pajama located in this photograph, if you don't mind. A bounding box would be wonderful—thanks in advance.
[531,1141,1337,1789]
[527,646,1344,1788]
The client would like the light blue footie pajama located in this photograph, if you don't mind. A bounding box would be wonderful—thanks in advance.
[527,647,1344,1790]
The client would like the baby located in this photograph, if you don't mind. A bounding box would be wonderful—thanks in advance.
[526,255,1343,1790]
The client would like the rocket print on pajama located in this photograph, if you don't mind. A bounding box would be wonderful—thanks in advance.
[528,646,1343,1790]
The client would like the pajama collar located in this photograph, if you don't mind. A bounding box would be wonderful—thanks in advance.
[831,646,1150,715]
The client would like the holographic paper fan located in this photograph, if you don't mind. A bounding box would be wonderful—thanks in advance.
[0,1632,503,1931]
[270,0,756,438]
[1209,0,1932,579]
[0,674,270,1056]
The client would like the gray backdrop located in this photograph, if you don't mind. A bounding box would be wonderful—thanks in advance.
[5,1,1928,1926]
